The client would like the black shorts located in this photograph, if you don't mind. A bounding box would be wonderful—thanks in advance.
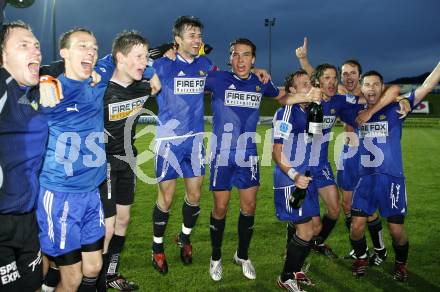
[0,212,42,291]
[99,155,136,218]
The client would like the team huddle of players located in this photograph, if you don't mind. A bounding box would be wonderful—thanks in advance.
[1,13,440,292]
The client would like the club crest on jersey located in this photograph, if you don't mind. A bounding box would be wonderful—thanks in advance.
[379,114,386,120]
[174,77,205,95]
[224,90,262,109]
[256,85,261,92]
[273,120,292,139]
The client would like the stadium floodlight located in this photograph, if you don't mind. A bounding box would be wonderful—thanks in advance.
[264,18,276,75]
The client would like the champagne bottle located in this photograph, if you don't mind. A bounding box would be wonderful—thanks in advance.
[306,101,323,135]
[289,170,310,209]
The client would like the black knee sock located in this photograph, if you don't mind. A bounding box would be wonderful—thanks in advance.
[350,236,368,259]
[210,214,226,261]
[237,211,254,260]
[282,234,311,282]
[152,204,169,253]
[368,217,385,250]
[393,241,409,264]
[96,253,109,292]
[180,198,201,244]
[107,234,125,275]
[317,214,337,243]
[77,276,98,292]
[43,266,59,288]
[344,213,352,233]
[286,221,295,248]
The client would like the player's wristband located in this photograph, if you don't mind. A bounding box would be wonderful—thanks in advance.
[287,168,299,182]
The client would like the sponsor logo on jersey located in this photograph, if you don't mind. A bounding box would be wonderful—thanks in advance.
[199,70,207,76]
[177,71,186,77]
[322,115,336,129]
[228,84,236,90]
[224,89,262,109]
[256,85,261,92]
[273,120,292,139]
[330,108,336,114]
[379,114,386,120]
[359,121,389,138]
[108,96,148,121]
[99,67,106,73]
[174,77,205,94]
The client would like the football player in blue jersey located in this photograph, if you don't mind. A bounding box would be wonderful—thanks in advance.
[36,28,108,291]
[150,16,214,274]
[205,38,282,281]
[296,39,393,263]
[0,20,46,292]
[272,70,317,291]
[348,64,440,281]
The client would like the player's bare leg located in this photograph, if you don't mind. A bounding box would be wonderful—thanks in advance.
[312,185,339,257]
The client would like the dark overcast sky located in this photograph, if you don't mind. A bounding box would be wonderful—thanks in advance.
[5,0,440,84]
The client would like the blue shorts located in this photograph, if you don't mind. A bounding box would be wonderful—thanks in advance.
[36,187,105,257]
[336,145,360,191]
[209,149,259,191]
[274,184,320,222]
[352,174,407,218]
[311,162,336,190]
[155,134,205,182]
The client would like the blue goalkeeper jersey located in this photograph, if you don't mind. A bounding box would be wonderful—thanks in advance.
[205,71,279,152]
[344,91,415,178]
[0,69,48,213]
[272,104,312,188]
[153,54,213,139]
[310,94,362,167]
[39,71,110,193]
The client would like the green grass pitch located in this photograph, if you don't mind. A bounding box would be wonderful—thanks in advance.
[117,123,440,291]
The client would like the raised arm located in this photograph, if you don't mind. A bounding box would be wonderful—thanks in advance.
[295,37,314,76]
[414,61,440,104]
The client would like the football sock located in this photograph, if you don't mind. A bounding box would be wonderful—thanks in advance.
[77,276,98,292]
[367,217,385,250]
[281,234,311,282]
[286,221,295,248]
[351,236,368,259]
[393,241,409,264]
[180,198,200,244]
[152,203,169,253]
[237,211,254,260]
[210,213,226,261]
[107,234,125,275]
